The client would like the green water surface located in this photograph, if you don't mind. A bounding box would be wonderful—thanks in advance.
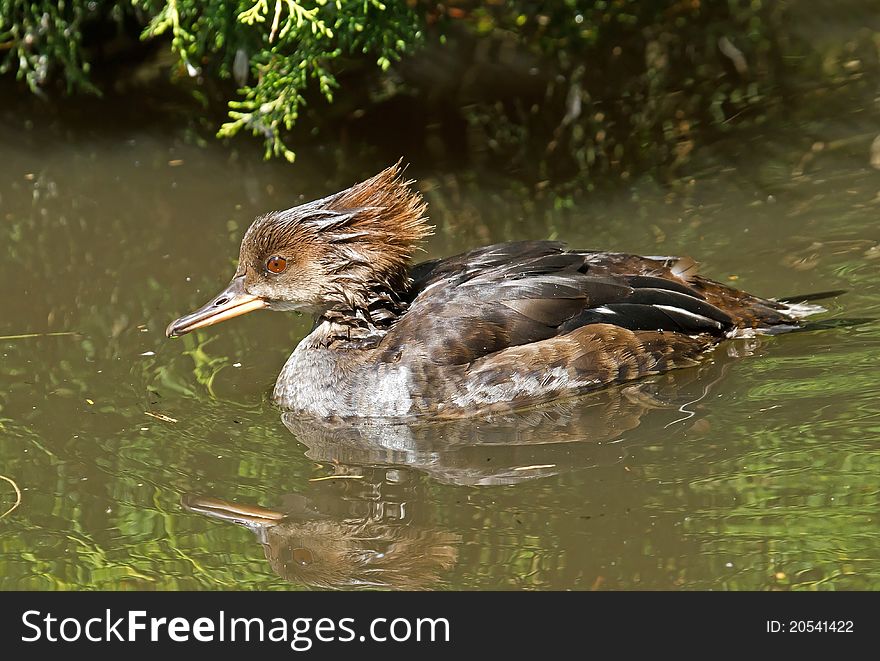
[0,85,878,591]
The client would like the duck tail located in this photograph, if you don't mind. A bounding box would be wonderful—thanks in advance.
[771,289,846,320]
[776,289,847,304]
[765,290,872,334]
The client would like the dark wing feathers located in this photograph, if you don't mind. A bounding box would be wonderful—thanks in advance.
[620,275,706,299]
[500,296,586,327]
[409,241,567,290]
[624,288,732,325]
[558,303,724,335]
[382,241,778,366]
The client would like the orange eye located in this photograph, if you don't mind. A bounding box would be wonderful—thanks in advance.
[291,548,314,566]
[266,255,287,274]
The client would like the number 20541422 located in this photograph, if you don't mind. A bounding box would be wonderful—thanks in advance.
[766,621,853,633]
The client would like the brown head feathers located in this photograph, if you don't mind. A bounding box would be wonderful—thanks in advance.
[238,162,431,314]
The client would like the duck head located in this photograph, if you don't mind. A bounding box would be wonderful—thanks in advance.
[166,163,430,338]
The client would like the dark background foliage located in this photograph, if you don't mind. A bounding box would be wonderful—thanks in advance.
[4,1,879,191]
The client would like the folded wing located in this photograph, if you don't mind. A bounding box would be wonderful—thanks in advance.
[381,241,755,365]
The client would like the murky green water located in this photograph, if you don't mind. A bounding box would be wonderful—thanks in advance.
[1,81,879,590]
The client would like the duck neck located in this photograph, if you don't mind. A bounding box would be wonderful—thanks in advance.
[274,277,415,416]
[313,280,411,350]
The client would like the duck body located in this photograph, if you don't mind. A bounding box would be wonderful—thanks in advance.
[271,240,814,418]
[166,164,826,420]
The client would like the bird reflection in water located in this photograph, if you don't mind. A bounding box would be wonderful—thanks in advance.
[182,348,749,589]
[182,468,459,590]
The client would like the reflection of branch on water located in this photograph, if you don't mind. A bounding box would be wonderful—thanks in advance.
[664,359,737,429]
[0,331,79,340]
[0,474,22,519]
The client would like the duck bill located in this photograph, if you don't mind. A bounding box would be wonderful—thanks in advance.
[166,275,266,338]
[181,494,285,526]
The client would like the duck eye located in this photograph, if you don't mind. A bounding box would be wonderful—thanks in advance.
[266,255,287,274]
[291,548,314,566]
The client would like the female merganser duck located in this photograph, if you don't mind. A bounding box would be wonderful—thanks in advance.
[166,163,829,419]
